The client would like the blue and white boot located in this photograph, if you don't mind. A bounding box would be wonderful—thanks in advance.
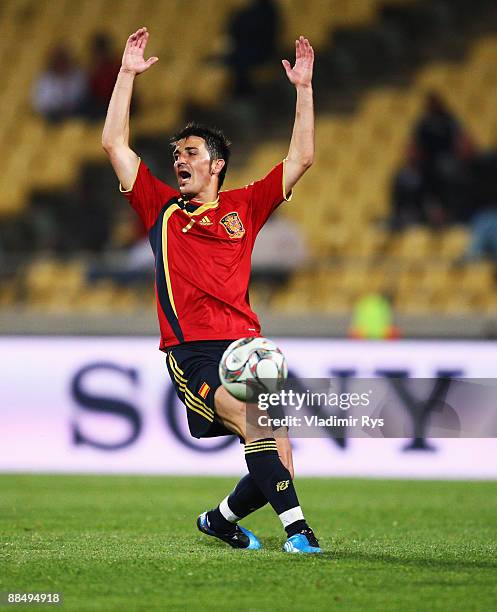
[197,512,262,550]
[283,528,322,553]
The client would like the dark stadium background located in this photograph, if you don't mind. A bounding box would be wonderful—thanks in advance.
[1,0,497,339]
[1,1,496,610]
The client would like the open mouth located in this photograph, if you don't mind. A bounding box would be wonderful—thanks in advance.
[178,169,192,184]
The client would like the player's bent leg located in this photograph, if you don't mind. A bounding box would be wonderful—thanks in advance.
[165,344,269,550]
[200,472,266,551]
[206,473,267,534]
[214,387,322,554]
[195,387,267,550]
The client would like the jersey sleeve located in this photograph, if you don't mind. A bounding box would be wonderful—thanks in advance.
[246,161,292,234]
[120,159,178,230]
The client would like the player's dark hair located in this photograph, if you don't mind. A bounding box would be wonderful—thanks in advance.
[170,122,231,188]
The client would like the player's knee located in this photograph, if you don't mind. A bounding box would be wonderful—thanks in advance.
[229,408,271,442]
[229,407,247,440]
[214,386,273,441]
[246,419,273,442]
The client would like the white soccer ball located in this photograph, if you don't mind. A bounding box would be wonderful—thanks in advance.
[219,337,288,401]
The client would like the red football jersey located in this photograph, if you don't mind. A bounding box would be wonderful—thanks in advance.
[121,160,291,349]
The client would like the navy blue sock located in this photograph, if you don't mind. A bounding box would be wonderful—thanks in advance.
[207,473,267,533]
[244,438,309,535]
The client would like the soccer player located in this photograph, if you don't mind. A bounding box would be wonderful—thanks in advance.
[102,27,320,553]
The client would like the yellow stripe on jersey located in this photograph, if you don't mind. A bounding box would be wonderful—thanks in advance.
[162,204,181,316]
[181,219,195,233]
[190,198,219,217]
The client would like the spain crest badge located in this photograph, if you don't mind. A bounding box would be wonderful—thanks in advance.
[220,212,245,239]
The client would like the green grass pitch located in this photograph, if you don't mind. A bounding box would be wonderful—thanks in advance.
[1,475,496,611]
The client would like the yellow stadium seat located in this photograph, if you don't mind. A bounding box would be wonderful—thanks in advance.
[4,0,497,317]
[439,226,471,260]
[392,227,434,261]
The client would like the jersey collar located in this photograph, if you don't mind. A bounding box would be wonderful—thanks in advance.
[178,195,219,216]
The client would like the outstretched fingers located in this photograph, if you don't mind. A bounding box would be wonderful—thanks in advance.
[300,37,314,67]
[282,35,314,84]
[295,36,314,64]
[127,27,147,49]
[138,28,149,50]
[295,37,302,62]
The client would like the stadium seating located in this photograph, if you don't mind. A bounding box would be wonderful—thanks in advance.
[0,0,243,213]
[1,0,497,320]
[0,0,411,216]
[258,34,497,316]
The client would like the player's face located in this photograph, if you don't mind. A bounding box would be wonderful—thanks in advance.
[173,136,215,198]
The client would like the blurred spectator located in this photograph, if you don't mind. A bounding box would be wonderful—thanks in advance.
[28,165,113,254]
[392,92,475,230]
[390,145,425,230]
[466,210,497,261]
[226,0,280,96]
[413,92,473,171]
[85,33,121,120]
[251,211,308,286]
[465,151,497,261]
[32,45,87,123]
[409,91,474,227]
[88,214,154,285]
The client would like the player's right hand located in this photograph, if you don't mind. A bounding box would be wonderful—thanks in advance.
[121,27,158,75]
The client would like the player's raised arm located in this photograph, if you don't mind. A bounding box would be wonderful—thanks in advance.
[102,27,159,190]
[282,36,315,194]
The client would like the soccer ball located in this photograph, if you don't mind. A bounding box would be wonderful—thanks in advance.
[219,337,288,401]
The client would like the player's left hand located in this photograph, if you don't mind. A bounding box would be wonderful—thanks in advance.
[276,434,295,480]
[282,36,314,88]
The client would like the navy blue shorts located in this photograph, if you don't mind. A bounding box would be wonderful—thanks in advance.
[166,340,236,439]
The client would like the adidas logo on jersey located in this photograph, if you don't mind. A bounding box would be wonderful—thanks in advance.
[199,216,213,226]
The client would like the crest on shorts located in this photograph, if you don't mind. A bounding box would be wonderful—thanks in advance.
[220,212,245,239]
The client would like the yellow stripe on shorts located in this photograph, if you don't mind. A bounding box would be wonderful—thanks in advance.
[185,388,214,418]
[169,353,187,382]
[185,396,214,422]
